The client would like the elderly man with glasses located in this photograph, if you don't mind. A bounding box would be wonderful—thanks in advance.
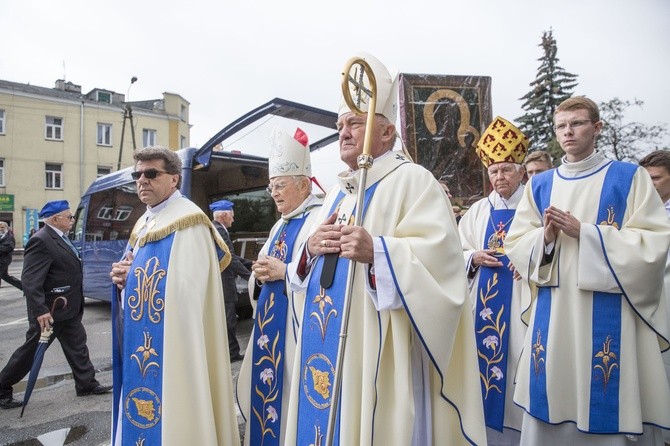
[458,117,532,446]
[236,127,324,446]
[0,200,111,409]
[505,97,670,444]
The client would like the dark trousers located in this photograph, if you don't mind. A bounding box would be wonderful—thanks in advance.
[225,300,240,357]
[0,314,98,398]
[0,261,22,291]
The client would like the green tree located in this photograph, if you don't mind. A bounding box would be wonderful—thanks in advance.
[597,98,668,162]
[517,29,578,157]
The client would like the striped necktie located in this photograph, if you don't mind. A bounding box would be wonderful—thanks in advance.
[62,235,79,258]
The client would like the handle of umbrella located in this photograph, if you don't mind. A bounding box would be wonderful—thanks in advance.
[39,326,53,342]
[50,295,68,314]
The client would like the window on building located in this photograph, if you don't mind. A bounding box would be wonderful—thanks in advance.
[97,91,112,104]
[97,123,112,146]
[180,104,186,120]
[180,135,186,149]
[45,116,63,140]
[97,166,112,178]
[45,163,62,189]
[97,205,113,220]
[143,129,156,147]
[113,206,133,221]
[0,110,5,134]
[0,160,5,187]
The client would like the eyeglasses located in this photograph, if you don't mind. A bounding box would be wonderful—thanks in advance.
[131,169,168,180]
[266,182,290,194]
[553,120,592,132]
[57,215,75,221]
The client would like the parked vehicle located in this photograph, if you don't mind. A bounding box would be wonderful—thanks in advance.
[70,98,338,316]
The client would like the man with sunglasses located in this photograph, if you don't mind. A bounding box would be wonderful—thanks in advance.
[506,97,670,444]
[109,147,240,445]
[0,200,111,409]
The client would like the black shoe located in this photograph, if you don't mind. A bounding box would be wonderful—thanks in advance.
[77,384,112,396]
[230,353,244,362]
[0,397,22,409]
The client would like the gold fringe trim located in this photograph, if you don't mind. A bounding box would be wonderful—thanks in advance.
[129,212,232,272]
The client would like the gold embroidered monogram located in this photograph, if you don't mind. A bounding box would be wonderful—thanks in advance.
[128,257,166,323]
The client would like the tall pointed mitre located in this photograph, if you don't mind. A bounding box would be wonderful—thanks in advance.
[338,52,398,123]
[475,116,529,167]
[268,126,311,179]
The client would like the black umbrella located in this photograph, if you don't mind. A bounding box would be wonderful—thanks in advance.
[20,296,68,417]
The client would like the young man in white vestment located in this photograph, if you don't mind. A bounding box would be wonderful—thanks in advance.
[505,97,670,445]
[284,53,486,446]
[236,127,324,446]
[639,150,670,446]
[109,147,240,446]
[458,117,532,446]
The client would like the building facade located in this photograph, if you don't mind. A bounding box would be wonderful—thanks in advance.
[0,79,190,247]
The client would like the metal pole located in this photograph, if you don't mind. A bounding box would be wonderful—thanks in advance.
[325,56,377,446]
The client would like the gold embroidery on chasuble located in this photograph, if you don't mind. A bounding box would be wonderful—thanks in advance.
[532,329,546,377]
[303,353,336,409]
[130,331,160,377]
[593,335,619,393]
[125,387,162,428]
[252,292,283,439]
[599,205,620,229]
[310,287,338,341]
[127,256,166,323]
[476,272,507,398]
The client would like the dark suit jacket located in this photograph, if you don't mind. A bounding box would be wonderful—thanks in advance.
[22,225,83,322]
[0,230,15,268]
[213,220,251,303]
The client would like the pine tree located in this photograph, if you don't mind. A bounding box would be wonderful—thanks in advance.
[517,29,578,158]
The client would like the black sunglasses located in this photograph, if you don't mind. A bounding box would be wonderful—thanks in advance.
[131,169,167,180]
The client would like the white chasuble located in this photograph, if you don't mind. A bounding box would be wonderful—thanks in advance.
[505,153,670,439]
[285,152,486,446]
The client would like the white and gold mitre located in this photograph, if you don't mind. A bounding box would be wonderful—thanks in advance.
[268,127,311,179]
[475,116,529,167]
[338,52,398,123]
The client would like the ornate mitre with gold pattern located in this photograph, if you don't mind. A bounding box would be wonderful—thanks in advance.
[475,116,529,167]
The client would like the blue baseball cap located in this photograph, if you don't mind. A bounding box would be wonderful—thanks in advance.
[209,200,234,212]
[39,200,70,218]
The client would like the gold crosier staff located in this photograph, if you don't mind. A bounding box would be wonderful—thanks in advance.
[325,56,377,446]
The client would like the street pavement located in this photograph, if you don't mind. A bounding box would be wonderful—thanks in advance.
[0,259,252,445]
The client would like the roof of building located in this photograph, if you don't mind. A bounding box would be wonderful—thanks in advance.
[0,79,163,113]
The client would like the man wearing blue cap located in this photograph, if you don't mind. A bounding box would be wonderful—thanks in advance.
[210,199,251,362]
[0,200,110,409]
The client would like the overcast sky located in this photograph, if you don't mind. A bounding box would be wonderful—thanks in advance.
[2,0,668,173]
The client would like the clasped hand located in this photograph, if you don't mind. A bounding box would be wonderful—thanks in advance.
[307,212,374,264]
[110,252,133,290]
[543,206,581,244]
[252,255,286,283]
